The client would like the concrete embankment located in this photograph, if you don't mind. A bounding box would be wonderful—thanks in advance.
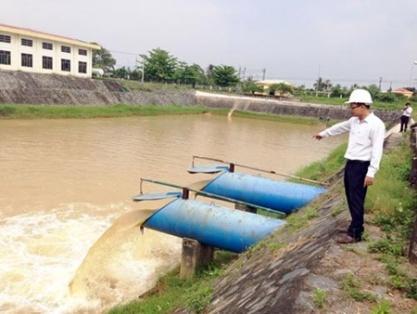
[195,91,399,122]
[0,71,195,106]
[0,71,399,122]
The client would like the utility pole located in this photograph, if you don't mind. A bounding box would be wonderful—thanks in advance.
[378,77,383,91]
[315,64,321,97]
[136,56,144,83]
[262,68,266,80]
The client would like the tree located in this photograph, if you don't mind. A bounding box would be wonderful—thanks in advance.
[173,62,207,87]
[184,64,206,87]
[206,64,215,85]
[268,83,293,97]
[139,48,177,82]
[211,65,239,87]
[129,69,143,81]
[314,77,332,92]
[112,66,130,79]
[366,84,380,98]
[92,46,116,75]
[241,79,263,95]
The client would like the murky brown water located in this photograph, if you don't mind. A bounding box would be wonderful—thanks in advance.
[0,114,344,312]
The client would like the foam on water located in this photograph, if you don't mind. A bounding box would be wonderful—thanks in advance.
[0,204,181,313]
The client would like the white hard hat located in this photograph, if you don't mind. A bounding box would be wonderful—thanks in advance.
[346,89,373,105]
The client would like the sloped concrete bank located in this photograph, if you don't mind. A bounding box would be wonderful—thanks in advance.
[0,71,195,105]
[0,71,399,123]
[195,91,399,122]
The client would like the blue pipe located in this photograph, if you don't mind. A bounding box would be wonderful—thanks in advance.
[202,172,326,214]
[143,198,285,253]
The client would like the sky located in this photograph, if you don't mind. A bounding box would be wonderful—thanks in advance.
[1,0,417,89]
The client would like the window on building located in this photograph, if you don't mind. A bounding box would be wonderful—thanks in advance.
[42,56,53,69]
[78,49,87,56]
[0,50,11,65]
[61,59,71,72]
[21,53,33,67]
[21,38,33,47]
[61,46,71,53]
[78,61,87,73]
[0,34,11,43]
[42,42,53,50]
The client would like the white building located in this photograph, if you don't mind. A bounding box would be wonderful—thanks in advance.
[0,23,101,78]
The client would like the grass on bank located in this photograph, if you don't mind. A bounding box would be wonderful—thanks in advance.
[109,251,237,314]
[0,104,210,119]
[0,104,329,127]
[365,139,417,301]
[298,135,417,304]
[295,142,347,182]
[296,94,413,110]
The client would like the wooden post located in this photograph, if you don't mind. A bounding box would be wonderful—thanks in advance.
[180,238,214,279]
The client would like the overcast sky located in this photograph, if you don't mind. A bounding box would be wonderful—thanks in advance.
[1,0,417,88]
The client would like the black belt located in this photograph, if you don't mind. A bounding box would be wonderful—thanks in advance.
[347,159,370,164]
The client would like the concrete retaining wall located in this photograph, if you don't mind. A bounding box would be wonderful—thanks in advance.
[0,71,195,105]
[0,71,399,123]
[195,91,399,123]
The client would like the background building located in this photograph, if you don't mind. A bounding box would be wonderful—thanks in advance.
[0,23,100,78]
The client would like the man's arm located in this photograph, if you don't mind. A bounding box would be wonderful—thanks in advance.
[314,119,351,140]
[365,122,386,185]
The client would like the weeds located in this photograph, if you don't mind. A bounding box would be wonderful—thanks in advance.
[370,299,391,314]
[267,242,286,251]
[365,139,417,301]
[368,238,404,257]
[0,105,17,116]
[312,288,327,309]
[342,274,377,302]
[296,143,347,182]
[109,251,237,314]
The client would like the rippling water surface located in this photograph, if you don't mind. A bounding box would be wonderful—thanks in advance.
[0,114,343,313]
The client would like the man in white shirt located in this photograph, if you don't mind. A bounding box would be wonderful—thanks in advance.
[313,89,385,243]
[400,102,413,132]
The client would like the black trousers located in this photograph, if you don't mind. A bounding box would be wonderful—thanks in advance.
[344,160,370,240]
[400,115,410,132]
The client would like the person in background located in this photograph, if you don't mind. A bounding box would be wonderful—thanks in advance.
[313,89,385,244]
[400,102,413,132]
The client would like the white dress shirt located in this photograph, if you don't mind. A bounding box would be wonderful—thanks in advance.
[402,106,413,117]
[319,112,385,177]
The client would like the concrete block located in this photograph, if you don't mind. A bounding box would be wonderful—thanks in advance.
[180,238,214,279]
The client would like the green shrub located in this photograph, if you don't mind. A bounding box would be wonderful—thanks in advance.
[371,300,391,314]
[312,288,327,308]
[368,238,405,257]
[0,105,17,116]
[375,93,397,103]
[342,274,377,302]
